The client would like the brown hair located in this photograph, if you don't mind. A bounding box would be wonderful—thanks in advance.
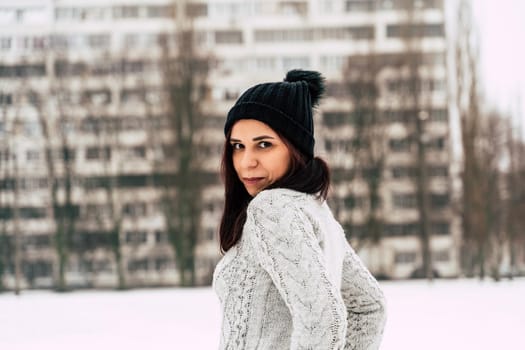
[218,128,330,253]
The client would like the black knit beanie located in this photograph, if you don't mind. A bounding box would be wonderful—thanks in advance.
[224,69,326,159]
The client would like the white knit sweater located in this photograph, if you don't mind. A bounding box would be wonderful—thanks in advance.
[213,188,387,349]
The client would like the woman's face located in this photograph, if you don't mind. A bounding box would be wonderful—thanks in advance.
[230,119,291,196]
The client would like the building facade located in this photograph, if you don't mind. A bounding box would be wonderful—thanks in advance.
[0,0,458,289]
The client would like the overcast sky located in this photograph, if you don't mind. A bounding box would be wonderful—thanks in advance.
[476,0,525,128]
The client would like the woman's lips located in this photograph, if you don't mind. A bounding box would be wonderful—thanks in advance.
[243,177,264,185]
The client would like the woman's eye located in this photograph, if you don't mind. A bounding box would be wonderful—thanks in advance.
[259,141,272,149]
[231,143,243,150]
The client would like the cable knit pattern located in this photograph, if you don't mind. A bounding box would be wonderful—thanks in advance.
[213,188,386,350]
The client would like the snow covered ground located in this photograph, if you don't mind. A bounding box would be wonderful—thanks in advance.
[1,278,524,350]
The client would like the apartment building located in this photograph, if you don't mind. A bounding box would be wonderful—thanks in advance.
[0,0,458,289]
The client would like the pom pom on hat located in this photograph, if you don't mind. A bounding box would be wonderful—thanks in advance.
[284,69,326,107]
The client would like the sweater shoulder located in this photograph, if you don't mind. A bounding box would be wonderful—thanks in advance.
[247,188,310,214]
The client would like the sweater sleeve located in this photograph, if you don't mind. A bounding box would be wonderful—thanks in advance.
[341,245,387,350]
[244,192,347,350]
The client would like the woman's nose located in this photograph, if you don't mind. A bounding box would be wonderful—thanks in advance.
[240,150,258,169]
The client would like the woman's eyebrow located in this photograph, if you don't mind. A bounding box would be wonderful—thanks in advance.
[230,135,275,143]
[252,135,275,141]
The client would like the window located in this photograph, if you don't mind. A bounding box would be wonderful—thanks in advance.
[386,23,444,38]
[120,89,145,103]
[382,110,407,123]
[433,249,450,262]
[118,175,148,188]
[16,36,45,51]
[0,8,17,23]
[83,7,110,20]
[123,202,147,217]
[55,147,76,161]
[125,231,148,244]
[431,221,449,235]
[362,167,381,179]
[391,166,416,179]
[389,138,411,152]
[423,53,445,66]
[20,207,47,219]
[254,29,313,42]
[84,258,111,272]
[23,235,50,249]
[84,89,111,105]
[113,6,140,19]
[430,109,447,121]
[431,193,449,208]
[49,35,70,50]
[83,177,109,189]
[282,56,310,70]
[80,117,102,134]
[83,204,110,219]
[0,64,46,78]
[345,0,375,12]
[26,150,40,161]
[119,60,147,74]
[319,0,336,13]
[0,92,13,105]
[342,224,365,239]
[18,178,46,191]
[342,195,365,209]
[327,82,350,98]
[381,0,443,9]
[87,34,110,49]
[55,7,79,21]
[155,257,170,271]
[324,139,355,152]
[317,25,375,41]
[186,3,207,17]
[428,166,448,177]
[22,260,52,279]
[256,57,277,71]
[384,222,418,236]
[128,259,148,271]
[279,1,308,15]
[161,144,176,159]
[54,60,87,77]
[323,112,348,127]
[147,5,175,18]
[155,230,168,243]
[392,193,416,209]
[214,30,243,44]
[128,146,146,159]
[425,137,445,150]
[85,146,111,161]
[320,55,346,72]
[0,37,11,50]
[121,117,147,130]
[395,251,417,264]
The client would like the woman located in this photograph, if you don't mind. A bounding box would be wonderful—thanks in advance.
[213,70,387,349]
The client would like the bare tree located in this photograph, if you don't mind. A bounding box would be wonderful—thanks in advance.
[103,118,127,290]
[0,83,11,292]
[6,85,28,294]
[396,0,435,279]
[479,113,506,280]
[342,52,387,257]
[0,82,16,292]
[454,0,488,278]
[156,2,210,286]
[31,50,79,291]
[505,115,525,279]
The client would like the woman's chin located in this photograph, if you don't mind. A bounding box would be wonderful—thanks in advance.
[245,185,265,197]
